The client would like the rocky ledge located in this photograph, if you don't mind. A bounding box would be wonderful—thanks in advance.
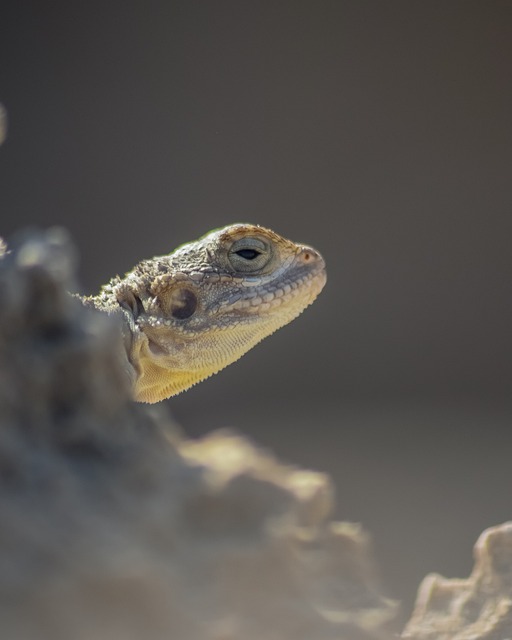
[0,228,510,639]
[0,229,397,639]
[404,522,512,639]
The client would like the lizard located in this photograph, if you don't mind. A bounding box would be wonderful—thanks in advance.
[81,223,326,403]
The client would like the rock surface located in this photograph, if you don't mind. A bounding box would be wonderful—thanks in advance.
[0,228,397,639]
[403,522,512,639]
[3,227,511,640]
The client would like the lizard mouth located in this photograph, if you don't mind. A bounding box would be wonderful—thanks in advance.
[219,250,326,319]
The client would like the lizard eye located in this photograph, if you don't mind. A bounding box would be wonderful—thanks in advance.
[235,248,260,260]
[228,237,271,273]
[170,288,197,319]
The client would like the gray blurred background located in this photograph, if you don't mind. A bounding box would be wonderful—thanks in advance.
[1,0,511,615]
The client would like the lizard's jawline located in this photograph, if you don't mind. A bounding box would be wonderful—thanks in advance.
[147,337,168,356]
[220,267,326,317]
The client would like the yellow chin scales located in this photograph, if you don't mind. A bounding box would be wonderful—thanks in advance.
[134,360,213,403]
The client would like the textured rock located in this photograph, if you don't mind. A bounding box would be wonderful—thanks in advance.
[403,522,512,639]
[0,228,397,640]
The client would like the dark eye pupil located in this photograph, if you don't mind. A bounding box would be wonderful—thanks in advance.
[170,288,197,319]
[235,248,260,260]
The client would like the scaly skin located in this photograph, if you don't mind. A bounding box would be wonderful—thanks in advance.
[83,224,326,403]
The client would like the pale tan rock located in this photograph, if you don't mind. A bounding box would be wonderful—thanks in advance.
[0,228,397,640]
[403,522,512,639]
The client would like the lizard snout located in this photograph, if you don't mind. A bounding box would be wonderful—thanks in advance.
[297,245,325,269]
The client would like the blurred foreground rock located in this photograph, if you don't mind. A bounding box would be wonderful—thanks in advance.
[0,228,397,639]
[0,103,6,145]
[403,522,512,639]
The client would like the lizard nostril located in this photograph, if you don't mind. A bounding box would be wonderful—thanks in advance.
[299,247,321,264]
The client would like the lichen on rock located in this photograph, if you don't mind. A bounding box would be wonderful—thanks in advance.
[0,228,397,639]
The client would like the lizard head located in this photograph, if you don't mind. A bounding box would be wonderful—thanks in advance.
[113,224,326,402]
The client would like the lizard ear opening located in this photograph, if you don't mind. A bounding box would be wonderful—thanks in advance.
[170,288,197,319]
